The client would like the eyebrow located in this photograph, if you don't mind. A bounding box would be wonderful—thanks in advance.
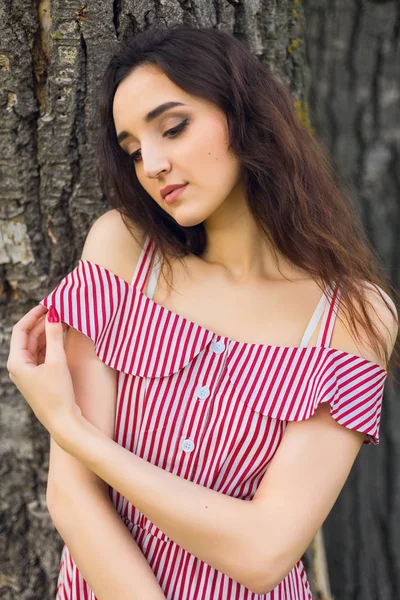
[116,101,186,145]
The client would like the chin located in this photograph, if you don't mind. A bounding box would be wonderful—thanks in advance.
[168,205,213,228]
[172,215,205,228]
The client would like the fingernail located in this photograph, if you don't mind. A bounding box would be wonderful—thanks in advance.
[48,305,60,323]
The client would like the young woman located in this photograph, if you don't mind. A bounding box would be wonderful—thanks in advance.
[8,24,399,600]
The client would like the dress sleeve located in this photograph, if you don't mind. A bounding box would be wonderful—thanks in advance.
[312,350,388,445]
[39,259,125,346]
[39,259,214,377]
[226,345,388,445]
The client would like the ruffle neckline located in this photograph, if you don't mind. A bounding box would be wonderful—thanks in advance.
[81,259,387,375]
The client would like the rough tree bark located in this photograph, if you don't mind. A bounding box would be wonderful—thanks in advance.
[303,1,400,599]
[2,0,396,599]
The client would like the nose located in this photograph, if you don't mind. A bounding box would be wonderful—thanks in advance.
[142,146,171,179]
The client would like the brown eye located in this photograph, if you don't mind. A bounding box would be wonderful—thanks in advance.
[129,149,142,163]
[129,118,189,163]
[163,118,189,138]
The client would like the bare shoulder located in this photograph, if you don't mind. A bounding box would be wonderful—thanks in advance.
[80,209,146,283]
[359,281,398,354]
[332,279,398,370]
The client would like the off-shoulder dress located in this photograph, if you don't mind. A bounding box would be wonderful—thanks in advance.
[40,234,388,600]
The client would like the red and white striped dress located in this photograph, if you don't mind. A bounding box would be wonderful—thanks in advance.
[40,234,388,600]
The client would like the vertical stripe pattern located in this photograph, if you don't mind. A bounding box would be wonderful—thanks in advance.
[39,237,388,600]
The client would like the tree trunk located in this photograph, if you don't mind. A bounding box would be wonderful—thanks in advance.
[303,1,400,599]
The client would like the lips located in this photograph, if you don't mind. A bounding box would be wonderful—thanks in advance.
[164,184,188,204]
[161,183,187,199]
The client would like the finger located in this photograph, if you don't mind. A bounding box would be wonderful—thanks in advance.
[27,314,70,353]
[44,306,67,363]
[29,319,70,366]
[13,303,48,334]
[26,314,47,357]
[37,345,47,366]
[8,304,48,371]
[36,320,70,349]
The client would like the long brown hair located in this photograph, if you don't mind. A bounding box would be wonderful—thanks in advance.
[96,23,399,379]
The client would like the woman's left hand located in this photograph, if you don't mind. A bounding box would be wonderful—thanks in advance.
[7,304,82,440]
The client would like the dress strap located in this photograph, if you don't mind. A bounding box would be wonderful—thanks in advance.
[146,248,163,299]
[299,282,342,348]
[299,289,329,348]
[316,282,342,348]
[130,234,157,292]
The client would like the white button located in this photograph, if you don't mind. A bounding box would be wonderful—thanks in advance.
[196,385,210,400]
[181,438,195,453]
[211,340,225,354]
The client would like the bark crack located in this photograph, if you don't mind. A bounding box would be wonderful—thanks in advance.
[33,0,51,114]
[113,0,121,39]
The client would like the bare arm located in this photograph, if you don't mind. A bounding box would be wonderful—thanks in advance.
[47,330,165,600]
[48,444,165,599]
[47,211,165,599]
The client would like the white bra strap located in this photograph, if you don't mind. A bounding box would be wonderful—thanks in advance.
[145,249,163,299]
[316,283,341,347]
[130,234,154,290]
[299,287,331,348]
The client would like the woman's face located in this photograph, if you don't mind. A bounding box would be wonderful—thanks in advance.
[112,63,243,228]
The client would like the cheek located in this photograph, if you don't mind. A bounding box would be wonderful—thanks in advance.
[189,119,235,176]
[193,140,240,193]
[186,144,233,185]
